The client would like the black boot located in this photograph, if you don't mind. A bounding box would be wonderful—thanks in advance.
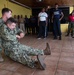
[35,55,46,70]
[59,36,62,40]
[65,34,69,36]
[53,37,57,40]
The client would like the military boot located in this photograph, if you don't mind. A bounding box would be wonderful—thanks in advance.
[44,43,51,55]
[0,52,4,62]
[36,55,46,70]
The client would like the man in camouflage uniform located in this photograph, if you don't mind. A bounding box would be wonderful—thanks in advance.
[66,10,74,38]
[0,8,24,62]
[0,8,12,62]
[0,19,5,62]
[1,18,51,69]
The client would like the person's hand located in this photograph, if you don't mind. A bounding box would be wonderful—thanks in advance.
[51,19,53,23]
[46,23,47,26]
[59,18,62,21]
[16,35,21,39]
[20,33,24,38]
[38,23,39,26]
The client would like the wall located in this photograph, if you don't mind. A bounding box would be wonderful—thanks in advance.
[0,0,73,32]
[0,0,32,18]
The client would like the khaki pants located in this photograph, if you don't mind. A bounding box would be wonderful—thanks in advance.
[20,23,25,32]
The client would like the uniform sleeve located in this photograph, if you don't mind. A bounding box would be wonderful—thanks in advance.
[0,19,3,27]
[1,25,17,41]
[16,27,24,34]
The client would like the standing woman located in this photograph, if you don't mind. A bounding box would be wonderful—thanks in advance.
[46,6,51,35]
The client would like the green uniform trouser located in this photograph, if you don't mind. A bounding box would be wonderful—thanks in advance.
[0,38,2,54]
[71,22,74,36]
[4,43,44,68]
[67,22,72,35]
[67,22,74,36]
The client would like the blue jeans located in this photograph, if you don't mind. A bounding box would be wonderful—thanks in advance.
[53,19,61,38]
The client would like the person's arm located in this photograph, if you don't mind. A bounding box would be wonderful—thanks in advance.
[46,17,48,26]
[59,12,64,21]
[38,17,39,26]
[38,13,40,26]
[51,14,54,23]
[16,27,25,38]
[46,13,48,26]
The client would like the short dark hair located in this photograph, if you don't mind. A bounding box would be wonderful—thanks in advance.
[2,8,12,15]
[6,17,17,25]
[55,3,58,5]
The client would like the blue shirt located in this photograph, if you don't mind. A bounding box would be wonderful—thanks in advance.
[53,9,62,19]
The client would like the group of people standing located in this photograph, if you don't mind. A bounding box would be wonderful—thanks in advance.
[12,3,64,40]
[38,3,64,40]
[38,3,74,40]
[12,3,74,41]
[13,15,38,35]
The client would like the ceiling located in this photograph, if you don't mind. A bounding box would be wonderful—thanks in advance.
[10,0,74,8]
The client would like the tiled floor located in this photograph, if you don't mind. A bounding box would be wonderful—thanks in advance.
[0,34,74,75]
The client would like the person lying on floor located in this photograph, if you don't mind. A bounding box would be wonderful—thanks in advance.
[1,17,51,70]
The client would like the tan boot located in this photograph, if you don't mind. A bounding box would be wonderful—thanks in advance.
[44,43,51,55]
[0,53,4,62]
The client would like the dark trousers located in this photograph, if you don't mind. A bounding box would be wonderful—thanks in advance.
[38,21,47,37]
[67,22,74,36]
[53,19,61,38]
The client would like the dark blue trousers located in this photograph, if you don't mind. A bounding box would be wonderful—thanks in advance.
[38,21,47,37]
[53,19,61,38]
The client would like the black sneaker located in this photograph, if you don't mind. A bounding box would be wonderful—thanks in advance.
[65,34,69,36]
[37,36,41,39]
[71,34,73,37]
[53,37,57,40]
[59,36,62,40]
[72,35,74,38]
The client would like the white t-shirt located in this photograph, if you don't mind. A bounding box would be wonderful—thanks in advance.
[38,12,48,21]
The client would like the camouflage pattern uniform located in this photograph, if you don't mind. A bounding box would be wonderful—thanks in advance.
[0,18,5,56]
[1,24,44,68]
[71,22,74,37]
[67,22,74,36]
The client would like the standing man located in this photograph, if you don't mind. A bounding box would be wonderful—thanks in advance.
[46,6,51,33]
[38,8,48,39]
[0,8,24,62]
[52,3,64,40]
